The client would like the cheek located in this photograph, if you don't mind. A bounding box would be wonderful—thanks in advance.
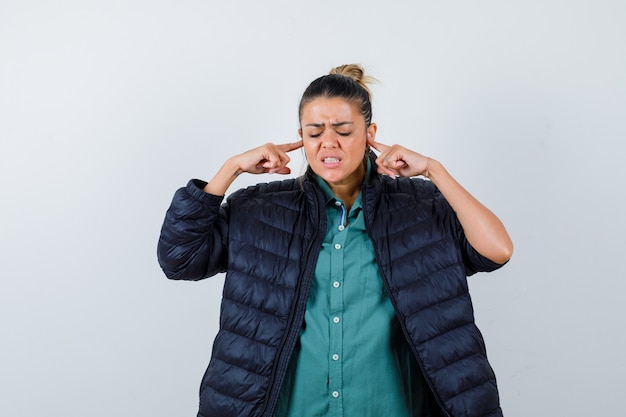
[348,138,367,154]
[303,142,318,161]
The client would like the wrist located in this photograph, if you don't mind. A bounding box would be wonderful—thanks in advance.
[423,158,431,178]
[203,158,242,196]
[424,158,444,182]
[224,156,243,178]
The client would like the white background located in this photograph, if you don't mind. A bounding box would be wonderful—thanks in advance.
[1,1,625,416]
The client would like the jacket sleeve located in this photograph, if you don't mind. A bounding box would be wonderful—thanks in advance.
[157,179,229,280]
[457,228,508,276]
[432,187,507,276]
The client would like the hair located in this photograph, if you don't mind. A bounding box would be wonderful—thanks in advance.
[298,64,377,125]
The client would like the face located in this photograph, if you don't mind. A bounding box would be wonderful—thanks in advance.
[299,97,377,193]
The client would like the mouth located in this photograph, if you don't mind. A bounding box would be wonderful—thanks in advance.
[323,157,340,163]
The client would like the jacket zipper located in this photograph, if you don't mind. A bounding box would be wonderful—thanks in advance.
[362,184,452,417]
[257,184,326,417]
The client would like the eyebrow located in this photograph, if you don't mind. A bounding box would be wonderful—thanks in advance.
[305,122,354,128]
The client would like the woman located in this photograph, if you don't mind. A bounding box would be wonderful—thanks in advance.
[158,64,513,417]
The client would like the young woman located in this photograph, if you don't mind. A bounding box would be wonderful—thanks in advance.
[158,64,513,417]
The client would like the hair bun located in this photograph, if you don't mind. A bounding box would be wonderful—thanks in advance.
[299,63,376,125]
[329,64,376,97]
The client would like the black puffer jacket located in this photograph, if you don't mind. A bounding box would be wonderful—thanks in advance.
[157,164,505,417]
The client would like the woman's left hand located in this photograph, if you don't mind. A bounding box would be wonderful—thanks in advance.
[367,138,430,178]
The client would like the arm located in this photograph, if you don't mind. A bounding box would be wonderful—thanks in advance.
[157,180,229,280]
[368,138,513,265]
[157,140,304,279]
[426,159,513,264]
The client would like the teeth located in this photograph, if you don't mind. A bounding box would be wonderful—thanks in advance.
[324,157,339,163]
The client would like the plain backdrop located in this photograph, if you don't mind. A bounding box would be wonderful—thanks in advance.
[1,1,625,416]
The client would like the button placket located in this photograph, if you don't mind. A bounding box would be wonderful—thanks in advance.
[328,200,346,414]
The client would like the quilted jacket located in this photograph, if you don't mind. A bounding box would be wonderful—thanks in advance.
[157,160,505,417]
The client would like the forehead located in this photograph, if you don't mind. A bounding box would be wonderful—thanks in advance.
[300,97,363,124]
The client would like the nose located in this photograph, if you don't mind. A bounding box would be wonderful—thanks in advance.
[321,131,339,148]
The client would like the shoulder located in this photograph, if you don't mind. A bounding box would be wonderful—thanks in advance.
[225,177,317,237]
[372,174,442,204]
[227,177,311,207]
[367,175,456,231]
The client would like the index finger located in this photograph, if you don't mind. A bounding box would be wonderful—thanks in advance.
[368,137,389,153]
[277,140,304,153]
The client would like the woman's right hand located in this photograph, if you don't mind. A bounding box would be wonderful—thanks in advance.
[203,140,303,196]
[234,140,303,175]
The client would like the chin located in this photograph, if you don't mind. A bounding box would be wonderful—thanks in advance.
[321,172,349,184]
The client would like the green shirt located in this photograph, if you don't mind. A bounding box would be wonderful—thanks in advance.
[274,167,436,417]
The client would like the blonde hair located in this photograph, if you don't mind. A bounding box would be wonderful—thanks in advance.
[328,64,377,99]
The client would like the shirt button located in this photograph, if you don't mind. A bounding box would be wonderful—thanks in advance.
[332,354,339,361]
[334,243,342,250]
[332,281,340,288]
[338,225,345,231]
[335,201,342,206]
[333,316,340,323]
[332,391,340,398]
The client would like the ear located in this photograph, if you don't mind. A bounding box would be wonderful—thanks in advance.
[298,128,303,139]
[366,123,377,145]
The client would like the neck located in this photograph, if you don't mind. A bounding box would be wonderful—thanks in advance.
[327,166,365,212]
[310,161,368,213]
[330,184,360,212]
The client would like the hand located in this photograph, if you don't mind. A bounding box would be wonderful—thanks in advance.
[203,140,303,196]
[234,140,303,175]
[367,137,430,178]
